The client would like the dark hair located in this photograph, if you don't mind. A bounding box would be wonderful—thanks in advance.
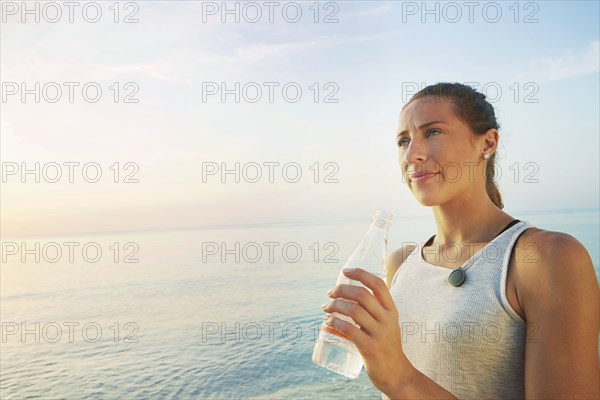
[402,82,503,209]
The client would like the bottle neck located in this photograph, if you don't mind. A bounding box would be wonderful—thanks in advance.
[341,218,391,279]
[365,223,390,246]
[371,218,392,229]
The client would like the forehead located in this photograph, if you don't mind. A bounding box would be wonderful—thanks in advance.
[398,96,458,128]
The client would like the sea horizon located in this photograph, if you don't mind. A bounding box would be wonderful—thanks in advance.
[3,206,599,241]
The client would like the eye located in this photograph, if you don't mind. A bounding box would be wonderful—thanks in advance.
[398,129,442,147]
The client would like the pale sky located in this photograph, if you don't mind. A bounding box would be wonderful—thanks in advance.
[1,0,599,238]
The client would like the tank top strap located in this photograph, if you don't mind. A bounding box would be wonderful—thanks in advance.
[498,219,536,324]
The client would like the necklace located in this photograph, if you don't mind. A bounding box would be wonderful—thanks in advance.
[423,219,521,287]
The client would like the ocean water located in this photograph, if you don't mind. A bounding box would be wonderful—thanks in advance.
[1,209,598,399]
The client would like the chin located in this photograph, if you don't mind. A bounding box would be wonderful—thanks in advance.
[415,197,442,207]
[410,189,444,207]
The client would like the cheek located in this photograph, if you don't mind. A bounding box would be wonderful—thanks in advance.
[398,153,408,174]
[435,149,472,182]
[439,161,480,186]
[397,149,405,161]
[440,163,461,183]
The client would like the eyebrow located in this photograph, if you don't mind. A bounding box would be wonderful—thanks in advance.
[397,120,446,138]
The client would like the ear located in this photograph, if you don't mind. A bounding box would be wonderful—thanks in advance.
[482,128,499,155]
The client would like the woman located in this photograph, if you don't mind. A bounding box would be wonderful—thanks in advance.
[321,83,599,398]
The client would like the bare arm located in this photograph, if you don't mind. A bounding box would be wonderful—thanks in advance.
[518,232,600,398]
[385,368,459,399]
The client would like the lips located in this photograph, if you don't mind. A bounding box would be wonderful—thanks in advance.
[408,172,439,183]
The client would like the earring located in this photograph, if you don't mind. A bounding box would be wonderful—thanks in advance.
[483,152,490,160]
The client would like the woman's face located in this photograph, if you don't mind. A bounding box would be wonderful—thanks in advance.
[396,96,489,207]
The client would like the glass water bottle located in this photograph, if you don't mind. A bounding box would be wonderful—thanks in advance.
[312,210,393,379]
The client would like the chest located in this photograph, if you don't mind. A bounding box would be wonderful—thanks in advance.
[421,242,489,270]
[421,241,527,321]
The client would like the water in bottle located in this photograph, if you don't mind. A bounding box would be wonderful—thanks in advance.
[312,210,393,379]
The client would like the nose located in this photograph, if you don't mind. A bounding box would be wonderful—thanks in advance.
[402,137,428,166]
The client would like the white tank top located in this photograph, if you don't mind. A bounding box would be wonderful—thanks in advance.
[382,220,535,399]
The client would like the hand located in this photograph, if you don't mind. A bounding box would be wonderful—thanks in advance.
[321,267,415,394]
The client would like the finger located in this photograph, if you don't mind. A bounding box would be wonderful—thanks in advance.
[327,284,387,322]
[342,268,396,311]
[322,298,378,335]
[323,314,370,351]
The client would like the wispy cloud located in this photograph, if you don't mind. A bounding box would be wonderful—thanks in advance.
[525,40,600,82]
[70,29,413,82]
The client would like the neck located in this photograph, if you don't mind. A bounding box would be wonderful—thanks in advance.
[431,187,514,246]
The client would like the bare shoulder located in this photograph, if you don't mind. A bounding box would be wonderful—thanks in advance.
[513,228,598,298]
[513,227,598,311]
[385,244,417,289]
[513,228,599,397]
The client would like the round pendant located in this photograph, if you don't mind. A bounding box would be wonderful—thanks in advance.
[448,268,466,287]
